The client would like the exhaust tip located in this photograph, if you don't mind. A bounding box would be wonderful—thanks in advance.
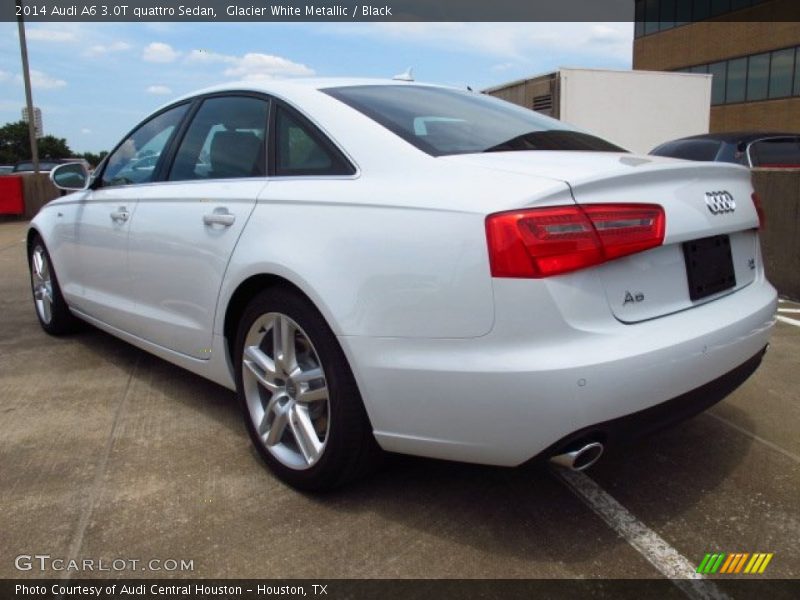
[549,441,604,471]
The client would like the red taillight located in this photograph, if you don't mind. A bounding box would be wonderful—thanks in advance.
[751,192,765,230]
[485,203,665,278]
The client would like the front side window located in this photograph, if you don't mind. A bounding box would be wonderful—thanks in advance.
[169,95,269,181]
[324,85,624,157]
[101,103,188,187]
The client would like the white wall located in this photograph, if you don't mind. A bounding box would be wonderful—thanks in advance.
[559,68,711,154]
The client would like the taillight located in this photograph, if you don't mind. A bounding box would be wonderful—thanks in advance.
[751,192,765,230]
[485,203,665,278]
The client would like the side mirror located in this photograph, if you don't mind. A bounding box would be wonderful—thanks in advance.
[50,162,89,191]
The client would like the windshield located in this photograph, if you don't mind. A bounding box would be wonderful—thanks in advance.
[323,85,624,156]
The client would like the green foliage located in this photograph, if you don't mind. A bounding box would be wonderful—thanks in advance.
[0,120,106,166]
[0,121,30,165]
[80,150,108,168]
[37,134,72,159]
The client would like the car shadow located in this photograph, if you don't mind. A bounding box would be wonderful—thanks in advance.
[65,323,756,573]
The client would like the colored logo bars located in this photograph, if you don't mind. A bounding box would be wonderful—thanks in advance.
[696,552,774,574]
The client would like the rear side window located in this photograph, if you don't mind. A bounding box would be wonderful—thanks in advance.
[169,95,269,181]
[274,105,354,176]
[102,103,188,187]
[323,85,624,156]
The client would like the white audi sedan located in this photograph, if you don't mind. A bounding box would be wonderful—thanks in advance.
[29,79,776,490]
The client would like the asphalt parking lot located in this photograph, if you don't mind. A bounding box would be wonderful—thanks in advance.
[1,219,798,590]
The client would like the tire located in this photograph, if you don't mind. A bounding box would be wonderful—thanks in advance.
[28,235,81,335]
[234,286,381,491]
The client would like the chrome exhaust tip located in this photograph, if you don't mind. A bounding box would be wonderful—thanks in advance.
[549,441,604,471]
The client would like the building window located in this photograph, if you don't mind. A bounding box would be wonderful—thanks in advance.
[794,49,800,96]
[677,43,800,106]
[769,48,795,99]
[709,61,727,105]
[746,53,770,101]
[634,0,774,38]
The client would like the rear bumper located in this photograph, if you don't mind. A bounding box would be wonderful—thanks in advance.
[534,345,767,462]
[339,276,777,466]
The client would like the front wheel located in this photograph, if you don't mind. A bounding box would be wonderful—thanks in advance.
[28,235,80,335]
[234,287,380,491]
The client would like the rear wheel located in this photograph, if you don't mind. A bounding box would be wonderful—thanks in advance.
[234,287,380,490]
[28,235,80,335]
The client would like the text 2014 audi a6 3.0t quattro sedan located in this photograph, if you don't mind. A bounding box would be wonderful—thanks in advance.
[29,79,777,490]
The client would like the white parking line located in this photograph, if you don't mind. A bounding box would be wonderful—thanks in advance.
[777,315,800,328]
[554,469,729,600]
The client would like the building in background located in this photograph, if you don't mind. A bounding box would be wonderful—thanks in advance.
[633,0,800,133]
[484,68,711,154]
[21,106,43,138]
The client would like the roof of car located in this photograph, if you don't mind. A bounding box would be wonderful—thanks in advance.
[165,78,452,107]
[666,131,800,144]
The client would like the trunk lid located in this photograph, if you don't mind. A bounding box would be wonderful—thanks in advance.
[445,151,761,323]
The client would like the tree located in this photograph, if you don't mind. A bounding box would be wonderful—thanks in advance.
[0,120,74,164]
[37,135,72,159]
[80,150,108,168]
[0,121,30,165]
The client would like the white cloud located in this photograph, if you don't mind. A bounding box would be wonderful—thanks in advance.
[0,70,10,82]
[329,22,633,64]
[142,42,179,63]
[16,70,67,90]
[81,128,92,134]
[146,85,172,95]
[223,53,314,81]
[186,49,236,64]
[84,41,131,58]
[182,48,314,81]
[25,28,78,43]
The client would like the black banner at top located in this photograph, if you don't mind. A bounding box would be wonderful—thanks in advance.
[2,0,800,22]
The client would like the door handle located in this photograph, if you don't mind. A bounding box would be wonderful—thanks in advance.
[203,210,235,227]
[110,207,129,222]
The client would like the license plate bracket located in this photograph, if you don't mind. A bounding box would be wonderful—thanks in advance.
[683,235,736,301]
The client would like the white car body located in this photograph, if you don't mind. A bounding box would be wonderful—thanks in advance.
[30,79,776,472]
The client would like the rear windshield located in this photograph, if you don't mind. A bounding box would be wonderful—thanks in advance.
[749,137,800,167]
[323,85,625,157]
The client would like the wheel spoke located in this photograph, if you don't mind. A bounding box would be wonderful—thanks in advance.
[243,345,279,393]
[297,384,328,404]
[292,366,323,385]
[289,404,323,464]
[265,399,290,446]
[32,250,44,278]
[273,316,296,375]
[41,293,52,323]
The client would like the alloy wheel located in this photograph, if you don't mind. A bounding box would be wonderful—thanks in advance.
[241,312,330,470]
[31,246,54,325]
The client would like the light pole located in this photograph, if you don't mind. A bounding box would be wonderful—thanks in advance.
[17,0,39,174]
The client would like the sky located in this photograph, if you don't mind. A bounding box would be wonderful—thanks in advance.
[0,22,633,153]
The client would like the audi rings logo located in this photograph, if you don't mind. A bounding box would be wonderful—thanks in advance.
[705,191,736,215]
